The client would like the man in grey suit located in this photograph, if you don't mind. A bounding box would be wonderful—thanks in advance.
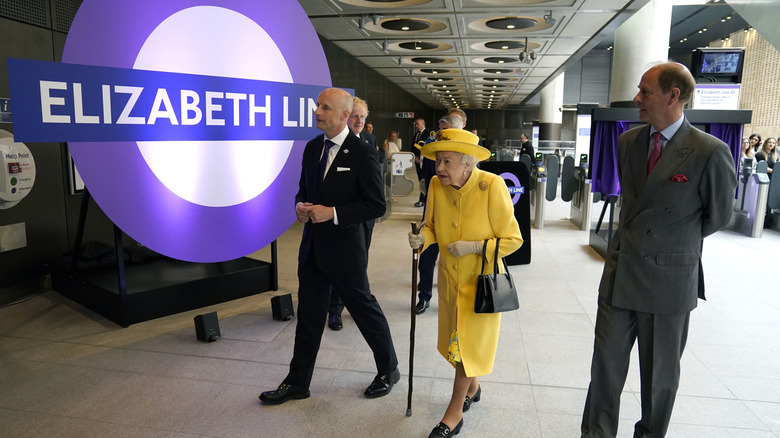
[581,62,736,437]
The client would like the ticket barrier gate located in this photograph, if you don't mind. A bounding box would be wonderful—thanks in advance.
[529,154,559,229]
[380,152,415,221]
[562,155,594,231]
[732,160,770,238]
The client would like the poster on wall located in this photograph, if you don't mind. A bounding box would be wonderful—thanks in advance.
[7,0,339,262]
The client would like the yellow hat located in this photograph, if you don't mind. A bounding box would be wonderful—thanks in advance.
[420,129,491,161]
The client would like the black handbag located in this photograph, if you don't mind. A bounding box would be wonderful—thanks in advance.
[474,238,519,313]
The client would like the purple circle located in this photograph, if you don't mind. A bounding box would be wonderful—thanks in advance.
[499,172,522,205]
[62,0,330,262]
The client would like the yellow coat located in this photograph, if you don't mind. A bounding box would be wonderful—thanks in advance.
[420,168,523,377]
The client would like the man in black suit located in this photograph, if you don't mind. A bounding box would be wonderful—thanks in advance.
[260,88,400,405]
[519,132,535,162]
[580,62,736,437]
[412,117,432,207]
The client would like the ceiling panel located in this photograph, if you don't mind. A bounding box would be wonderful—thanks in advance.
[298,0,751,109]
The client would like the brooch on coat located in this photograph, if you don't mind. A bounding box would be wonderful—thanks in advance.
[479,181,489,191]
[669,174,688,182]
[342,148,349,154]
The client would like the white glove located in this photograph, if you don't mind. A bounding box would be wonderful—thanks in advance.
[446,240,483,257]
[408,231,424,249]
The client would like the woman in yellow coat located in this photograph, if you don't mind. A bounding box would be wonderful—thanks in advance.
[408,129,523,437]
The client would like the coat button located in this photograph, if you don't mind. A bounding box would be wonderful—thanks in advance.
[646,229,654,236]
[452,222,458,228]
[454,200,458,207]
[665,208,672,214]
[643,255,650,261]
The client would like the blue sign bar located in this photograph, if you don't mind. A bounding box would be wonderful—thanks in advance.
[7,58,330,142]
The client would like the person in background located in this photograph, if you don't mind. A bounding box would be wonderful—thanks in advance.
[383,131,402,160]
[327,96,376,331]
[755,136,776,177]
[448,108,467,129]
[755,136,777,228]
[414,114,463,315]
[365,122,374,135]
[749,132,762,154]
[259,88,399,405]
[580,62,736,437]
[741,137,754,159]
[412,117,432,207]
[519,132,535,162]
[408,129,523,437]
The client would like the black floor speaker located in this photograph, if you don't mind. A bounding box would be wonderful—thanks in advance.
[271,294,294,321]
[194,311,220,342]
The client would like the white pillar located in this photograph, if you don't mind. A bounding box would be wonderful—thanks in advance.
[539,72,564,140]
[610,0,672,105]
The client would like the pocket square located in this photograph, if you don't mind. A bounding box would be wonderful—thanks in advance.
[669,174,688,182]
[336,167,351,172]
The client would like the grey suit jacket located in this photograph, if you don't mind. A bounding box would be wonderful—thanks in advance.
[598,120,736,315]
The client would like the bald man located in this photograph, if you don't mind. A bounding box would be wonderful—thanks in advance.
[260,88,399,405]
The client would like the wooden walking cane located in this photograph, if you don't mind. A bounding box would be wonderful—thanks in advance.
[407,221,421,417]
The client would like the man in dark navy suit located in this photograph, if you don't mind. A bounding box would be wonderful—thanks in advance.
[260,88,399,405]
[412,117,432,207]
[327,96,378,331]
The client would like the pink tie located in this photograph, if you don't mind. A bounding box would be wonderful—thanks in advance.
[648,132,662,174]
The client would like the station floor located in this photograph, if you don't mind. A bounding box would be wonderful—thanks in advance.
[1,192,779,438]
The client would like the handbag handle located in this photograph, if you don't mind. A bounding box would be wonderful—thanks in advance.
[479,238,504,278]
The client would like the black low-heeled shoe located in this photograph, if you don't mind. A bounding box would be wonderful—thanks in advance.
[463,385,481,412]
[428,418,463,437]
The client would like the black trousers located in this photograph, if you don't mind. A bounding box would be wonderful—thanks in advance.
[417,243,438,302]
[581,297,690,438]
[284,251,398,388]
[328,222,374,315]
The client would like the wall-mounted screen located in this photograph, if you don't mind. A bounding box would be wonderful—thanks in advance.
[692,48,745,84]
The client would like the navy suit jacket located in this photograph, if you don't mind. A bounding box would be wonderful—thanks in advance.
[359,131,377,150]
[295,131,385,273]
[599,119,736,314]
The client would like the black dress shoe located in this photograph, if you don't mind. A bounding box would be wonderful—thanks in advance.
[415,300,430,315]
[259,383,310,405]
[463,385,481,412]
[364,367,401,398]
[414,201,425,207]
[328,313,343,331]
[428,419,463,437]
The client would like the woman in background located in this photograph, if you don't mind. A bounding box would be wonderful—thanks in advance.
[755,136,777,177]
[749,133,762,154]
[383,131,401,159]
[741,137,754,159]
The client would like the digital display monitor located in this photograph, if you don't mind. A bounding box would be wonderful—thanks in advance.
[700,52,741,74]
[692,48,745,84]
